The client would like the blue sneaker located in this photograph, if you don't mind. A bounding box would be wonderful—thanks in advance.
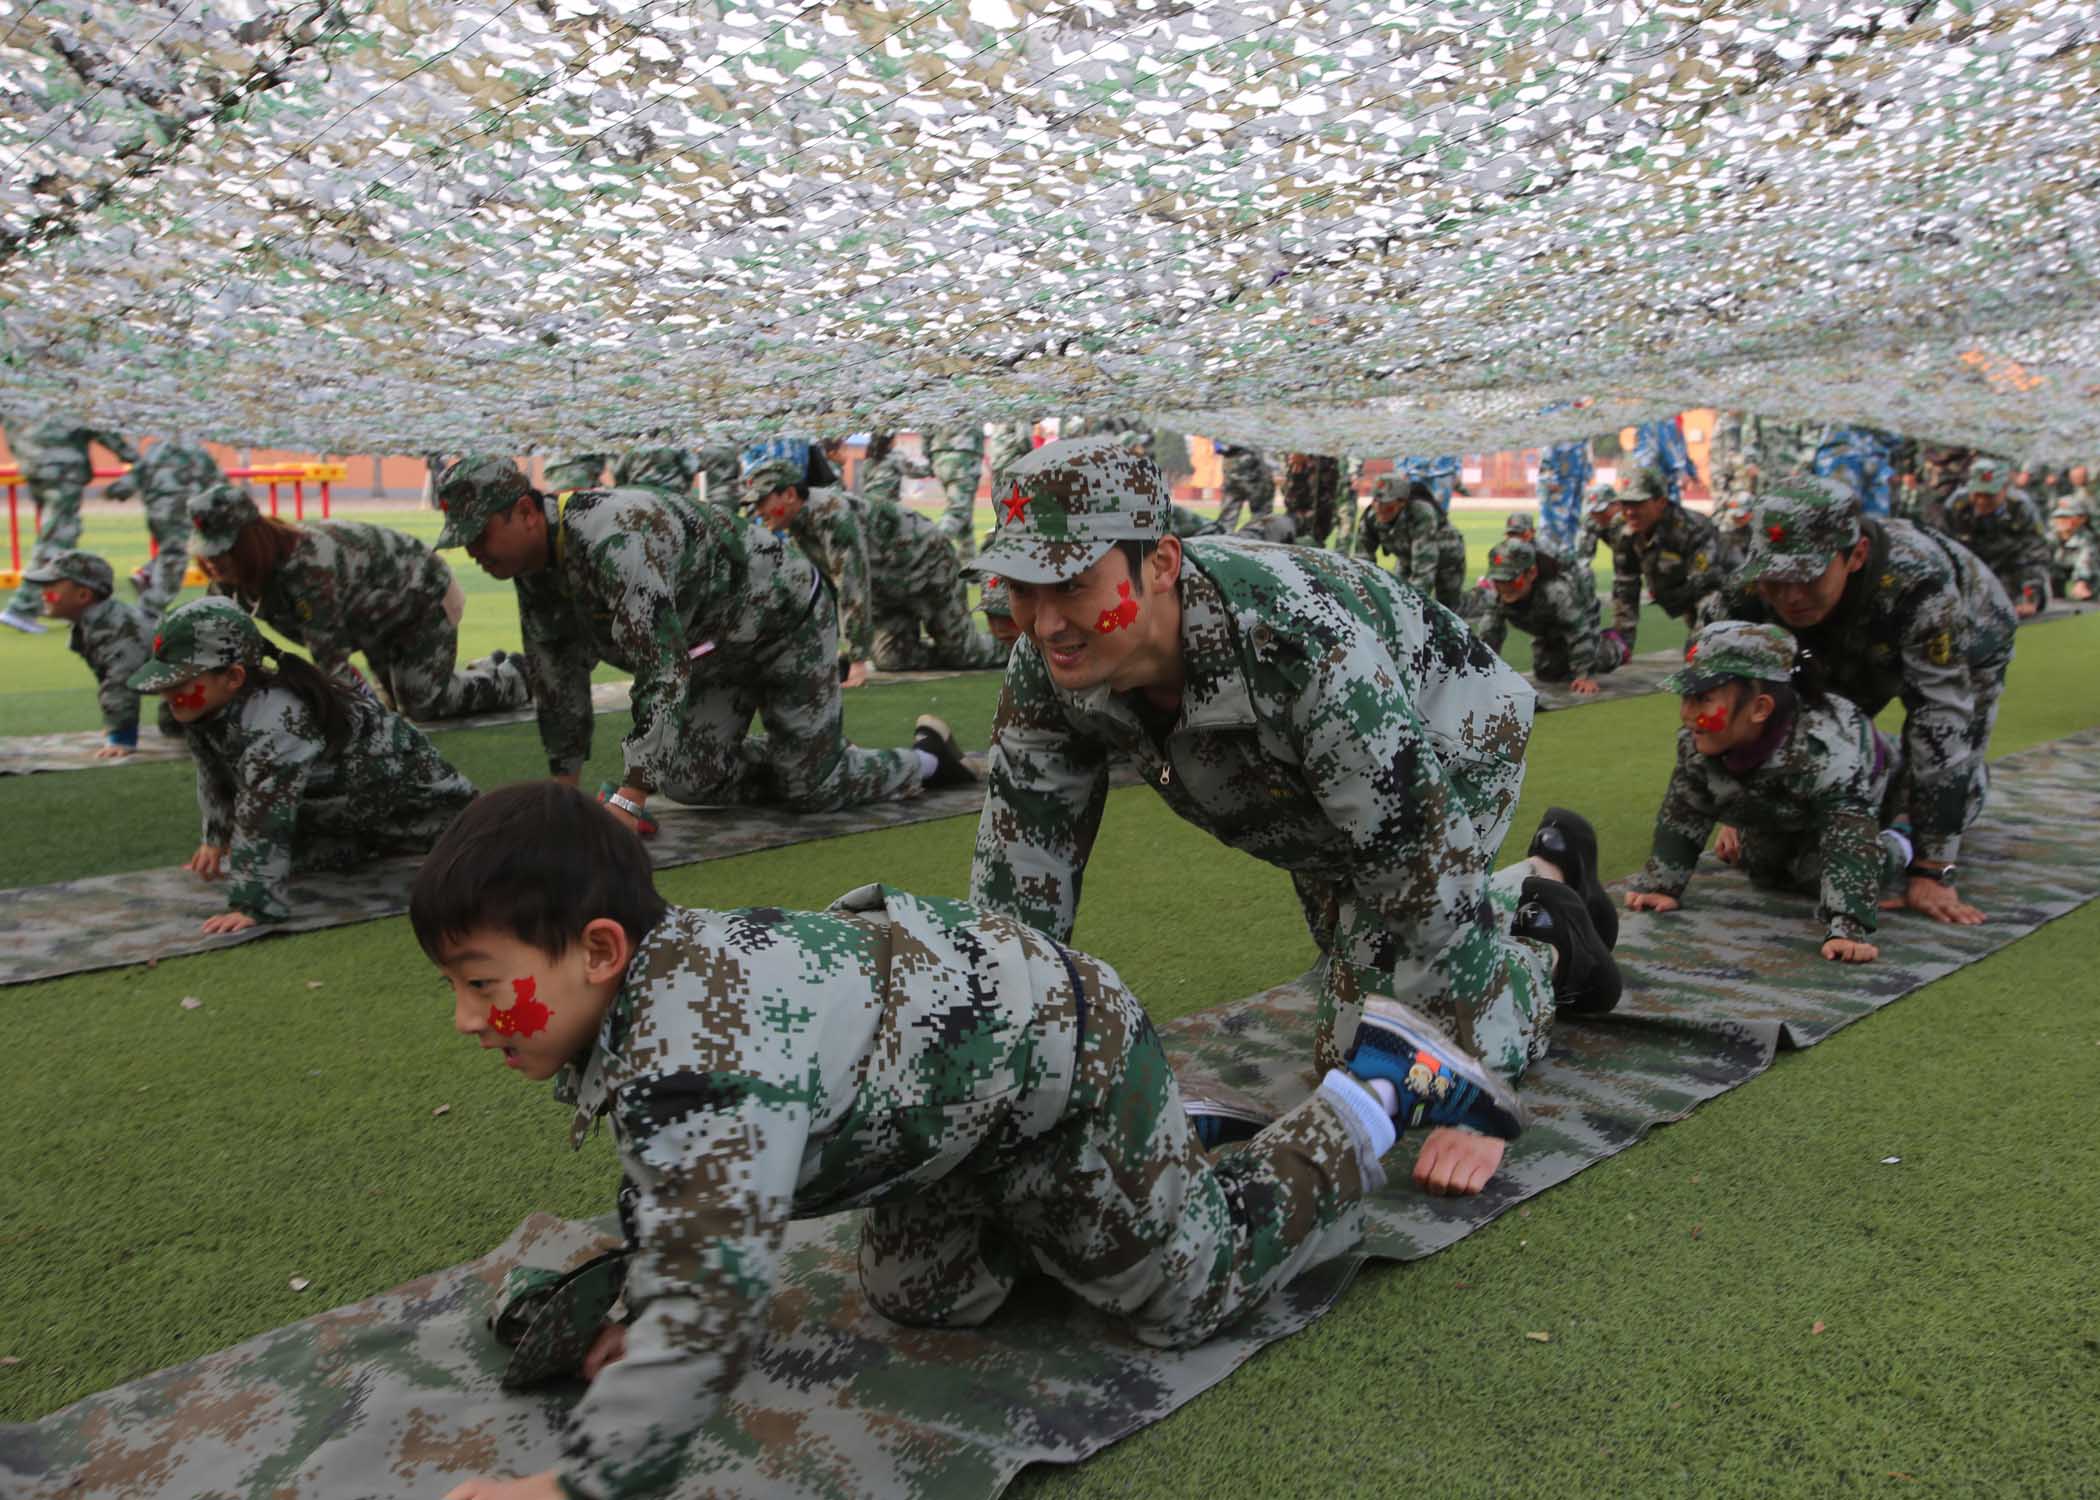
[1182,1093,1272,1151]
[1343,998,1526,1141]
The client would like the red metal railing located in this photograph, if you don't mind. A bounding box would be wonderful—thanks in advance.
[2,462,344,571]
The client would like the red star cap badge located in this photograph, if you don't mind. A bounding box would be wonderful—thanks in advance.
[1002,480,1029,525]
[1767,524,1786,542]
[153,633,163,653]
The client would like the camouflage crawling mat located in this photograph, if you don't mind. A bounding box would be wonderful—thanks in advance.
[0,757,1150,986]
[0,670,976,775]
[6,727,2097,1499]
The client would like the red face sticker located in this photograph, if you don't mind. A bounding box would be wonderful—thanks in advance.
[1002,481,1030,525]
[41,589,62,610]
[170,680,209,713]
[1693,708,1730,734]
[1767,524,1786,542]
[1684,642,1700,661]
[1095,580,1140,634]
[489,975,551,1038]
[153,633,164,653]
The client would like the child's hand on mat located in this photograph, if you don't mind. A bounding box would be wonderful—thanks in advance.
[1569,677,1600,696]
[1412,1126,1504,1197]
[202,912,258,936]
[1884,877,1985,926]
[582,1320,628,1381]
[1820,937,1879,964]
[185,844,228,880]
[442,1470,565,1500]
[1625,891,1679,913]
[92,744,132,760]
[1712,826,1742,864]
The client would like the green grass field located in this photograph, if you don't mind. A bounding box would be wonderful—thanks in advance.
[3,527,2092,1495]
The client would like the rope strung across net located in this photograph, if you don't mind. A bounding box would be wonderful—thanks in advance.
[1,0,2095,459]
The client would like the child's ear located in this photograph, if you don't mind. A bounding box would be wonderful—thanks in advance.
[580,917,632,985]
[223,663,247,692]
[1750,691,1777,725]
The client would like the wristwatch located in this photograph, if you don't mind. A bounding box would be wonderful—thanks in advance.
[1904,861,1958,886]
[606,790,647,820]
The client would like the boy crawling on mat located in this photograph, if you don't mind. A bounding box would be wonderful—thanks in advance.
[417,782,1530,1500]
[1623,620,1917,964]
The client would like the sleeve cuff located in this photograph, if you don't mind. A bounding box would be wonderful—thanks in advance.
[105,725,139,748]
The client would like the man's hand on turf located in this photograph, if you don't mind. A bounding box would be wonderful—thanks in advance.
[93,744,132,760]
[1884,875,1985,925]
[186,843,228,881]
[1625,891,1680,913]
[1412,1125,1504,1197]
[202,911,258,936]
[1569,677,1600,696]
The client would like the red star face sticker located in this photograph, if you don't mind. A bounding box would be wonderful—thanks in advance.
[1685,642,1700,661]
[1002,481,1030,525]
[152,634,164,654]
[1768,524,1786,542]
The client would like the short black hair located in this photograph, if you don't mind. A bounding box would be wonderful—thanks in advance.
[409,781,668,964]
[1114,538,1159,578]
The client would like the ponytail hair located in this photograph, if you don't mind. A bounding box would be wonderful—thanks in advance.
[245,645,360,755]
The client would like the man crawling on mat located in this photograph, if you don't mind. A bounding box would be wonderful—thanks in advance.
[1623,621,1916,964]
[417,782,1527,1500]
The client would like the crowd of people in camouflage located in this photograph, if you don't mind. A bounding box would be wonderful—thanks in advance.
[3,408,2086,1500]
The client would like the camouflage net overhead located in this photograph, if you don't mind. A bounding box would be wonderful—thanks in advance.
[2,0,2097,458]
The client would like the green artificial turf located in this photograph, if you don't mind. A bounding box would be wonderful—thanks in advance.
[0,506,1655,733]
[2,595,2093,1495]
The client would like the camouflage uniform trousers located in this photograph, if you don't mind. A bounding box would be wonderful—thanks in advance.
[9,469,88,617]
[859,943,1370,1345]
[133,523,192,619]
[1214,462,1274,531]
[930,441,985,561]
[665,585,920,812]
[363,599,534,720]
[1884,653,2005,849]
[871,593,1010,673]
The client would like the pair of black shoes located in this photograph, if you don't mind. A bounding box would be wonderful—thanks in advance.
[1513,807,1622,1016]
[912,715,978,791]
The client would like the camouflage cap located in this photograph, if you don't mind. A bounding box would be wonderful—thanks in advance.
[739,456,804,502]
[1370,472,1410,505]
[975,574,1013,619]
[1585,484,1620,515]
[967,434,1170,583]
[1660,619,1797,695]
[434,456,533,548]
[1737,476,1862,584]
[186,481,261,557]
[125,597,260,691]
[1966,455,2010,491]
[2052,493,2092,520]
[1504,509,1536,533]
[491,1248,628,1391]
[1485,537,1537,581]
[22,548,115,596]
[1625,466,1671,503]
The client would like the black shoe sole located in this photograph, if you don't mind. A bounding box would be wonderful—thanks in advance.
[1516,875,1622,1016]
[1528,806,1618,950]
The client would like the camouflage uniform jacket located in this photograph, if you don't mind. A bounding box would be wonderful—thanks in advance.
[1573,509,1622,566]
[856,454,909,507]
[69,594,155,736]
[695,446,743,503]
[106,440,223,523]
[613,448,700,496]
[1220,447,1273,505]
[188,685,475,922]
[1625,700,1891,941]
[212,521,453,682]
[517,486,822,787]
[13,419,136,480]
[1168,503,1222,538]
[1941,488,2052,609]
[1356,499,1463,608]
[1475,564,1602,677]
[1724,518,2014,862]
[786,486,954,661]
[553,886,1086,1500]
[970,536,1538,1081]
[542,454,611,492]
[1609,505,1724,647]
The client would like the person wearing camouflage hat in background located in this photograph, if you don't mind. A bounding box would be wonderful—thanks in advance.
[1572,483,1623,566]
[852,433,920,509]
[1723,476,2012,927]
[1940,455,2052,617]
[415,783,1532,1500]
[926,423,987,563]
[1280,453,1341,547]
[101,438,224,616]
[974,572,1021,649]
[1504,510,1537,543]
[1603,465,1726,664]
[1211,440,1275,532]
[188,482,532,721]
[1475,538,1608,695]
[1892,443,1971,532]
[127,597,475,933]
[21,548,179,757]
[965,436,1623,1201]
[2,415,137,632]
[743,448,1008,676]
[1708,489,1756,574]
[986,419,1035,485]
[437,455,963,834]
[1356,474,1466,613]
[612,445,700,497]
[2048,493,2098,601]
[541,453,610,492]
[1625,620,1907,964]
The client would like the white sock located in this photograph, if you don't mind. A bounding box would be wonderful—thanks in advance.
[1318,1068,1398,1161]
[914,748,941,780]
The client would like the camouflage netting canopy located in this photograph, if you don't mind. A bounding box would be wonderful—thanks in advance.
[1,0,2097,458]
